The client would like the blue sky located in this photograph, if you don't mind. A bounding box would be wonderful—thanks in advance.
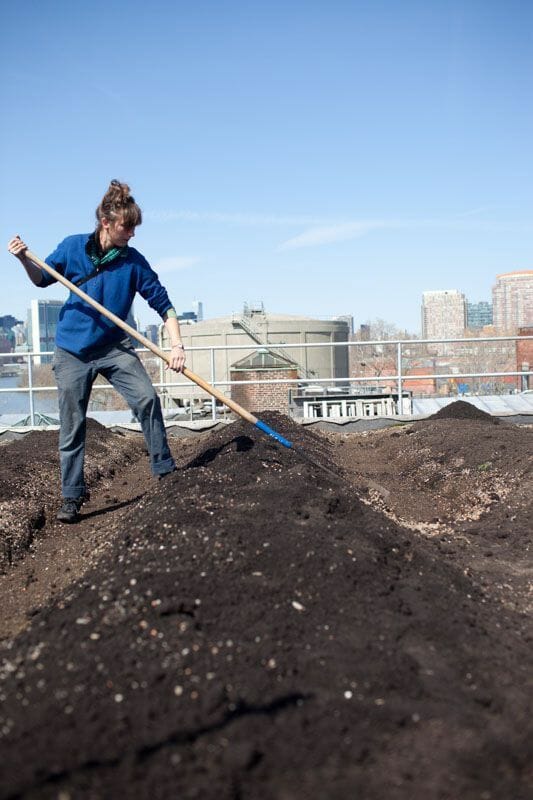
[1,0,532,334]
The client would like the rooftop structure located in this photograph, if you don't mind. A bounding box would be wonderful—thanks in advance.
[160,305,350,409]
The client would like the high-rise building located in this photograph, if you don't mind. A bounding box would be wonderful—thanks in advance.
[178,301,204,324]
[421,290,466,340]
[466,300,493,330]
[27,299,63,364]
[12,323,26,347]
[0,315,22,330]
[144,324,160,345]
[492,271,533,332]
[192,300,204,322]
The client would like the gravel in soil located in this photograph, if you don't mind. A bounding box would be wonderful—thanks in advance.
[0,405,531,799]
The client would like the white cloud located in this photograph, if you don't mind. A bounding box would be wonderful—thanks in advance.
[146,209,325,226]
[146,208,533,254]
[278,220,389,250]
[154,256,200,273]
[277,216,533,250]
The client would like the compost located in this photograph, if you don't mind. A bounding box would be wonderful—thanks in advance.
[428,399,500,423]
[0,406,531,799]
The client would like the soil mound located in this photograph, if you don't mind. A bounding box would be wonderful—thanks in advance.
[188,409,343,481]
[0,414,531,799]
[0,425,146,571]
[86,416,112,434]
[428,399,497,423]
[335,408,532,531]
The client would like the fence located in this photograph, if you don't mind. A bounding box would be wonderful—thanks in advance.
[1,333,532,426]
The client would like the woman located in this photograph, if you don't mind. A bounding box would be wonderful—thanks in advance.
[8,180,186,523]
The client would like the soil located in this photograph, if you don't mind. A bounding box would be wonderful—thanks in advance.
[0,403,531,799]
[0,419,148,572]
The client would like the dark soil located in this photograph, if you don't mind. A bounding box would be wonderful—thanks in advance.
[428,399,501,424]
[0,418,147,571]
[0,404,531,799]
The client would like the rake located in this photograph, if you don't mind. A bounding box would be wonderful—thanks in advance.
[22,250,340,481]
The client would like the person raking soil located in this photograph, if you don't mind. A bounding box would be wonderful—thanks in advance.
[7,179,186,523]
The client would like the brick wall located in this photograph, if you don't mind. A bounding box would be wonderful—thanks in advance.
[230,368,298,413]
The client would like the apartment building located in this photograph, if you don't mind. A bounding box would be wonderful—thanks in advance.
[421,290,466,340]
[492,271,533,332]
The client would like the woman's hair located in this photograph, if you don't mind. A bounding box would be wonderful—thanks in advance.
[95,179,142,229]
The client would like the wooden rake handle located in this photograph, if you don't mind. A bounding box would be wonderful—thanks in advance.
[23,250,295,448]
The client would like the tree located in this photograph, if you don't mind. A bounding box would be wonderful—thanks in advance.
[353,318,418,342]
[349,318,419,386]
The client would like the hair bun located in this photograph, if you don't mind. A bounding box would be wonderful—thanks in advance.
[108,179,130,198]
[96,180,142,228]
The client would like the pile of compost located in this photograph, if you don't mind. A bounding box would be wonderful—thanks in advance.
[336,408,531,531]
[0,407,531,799]
[428,399,501,423]
[0,418,146,571]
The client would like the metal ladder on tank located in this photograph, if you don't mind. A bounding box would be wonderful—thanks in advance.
[231,312,315,379]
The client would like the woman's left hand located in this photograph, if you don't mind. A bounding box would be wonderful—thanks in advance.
[166,344,186,372]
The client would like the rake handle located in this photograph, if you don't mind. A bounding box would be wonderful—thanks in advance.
[24,250,259,425]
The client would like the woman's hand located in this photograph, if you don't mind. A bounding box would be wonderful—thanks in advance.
[166,343,186,373]
[7,235,28,258]
[7,236,45,287]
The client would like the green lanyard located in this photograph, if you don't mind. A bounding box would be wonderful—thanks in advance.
[75,238,127,287]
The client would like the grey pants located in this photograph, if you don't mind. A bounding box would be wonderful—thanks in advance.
[53,339,175,498]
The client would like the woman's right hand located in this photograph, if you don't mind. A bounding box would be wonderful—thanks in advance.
[7,235,28,258]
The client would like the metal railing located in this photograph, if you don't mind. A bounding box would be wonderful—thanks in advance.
[1,333,532,426]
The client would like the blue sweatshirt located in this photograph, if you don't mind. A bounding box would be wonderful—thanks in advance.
[41,234,173,356]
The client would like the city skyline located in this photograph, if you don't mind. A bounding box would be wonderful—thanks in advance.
[2,1,533,332]
[2,222,529,338]
[1,264,526,344]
